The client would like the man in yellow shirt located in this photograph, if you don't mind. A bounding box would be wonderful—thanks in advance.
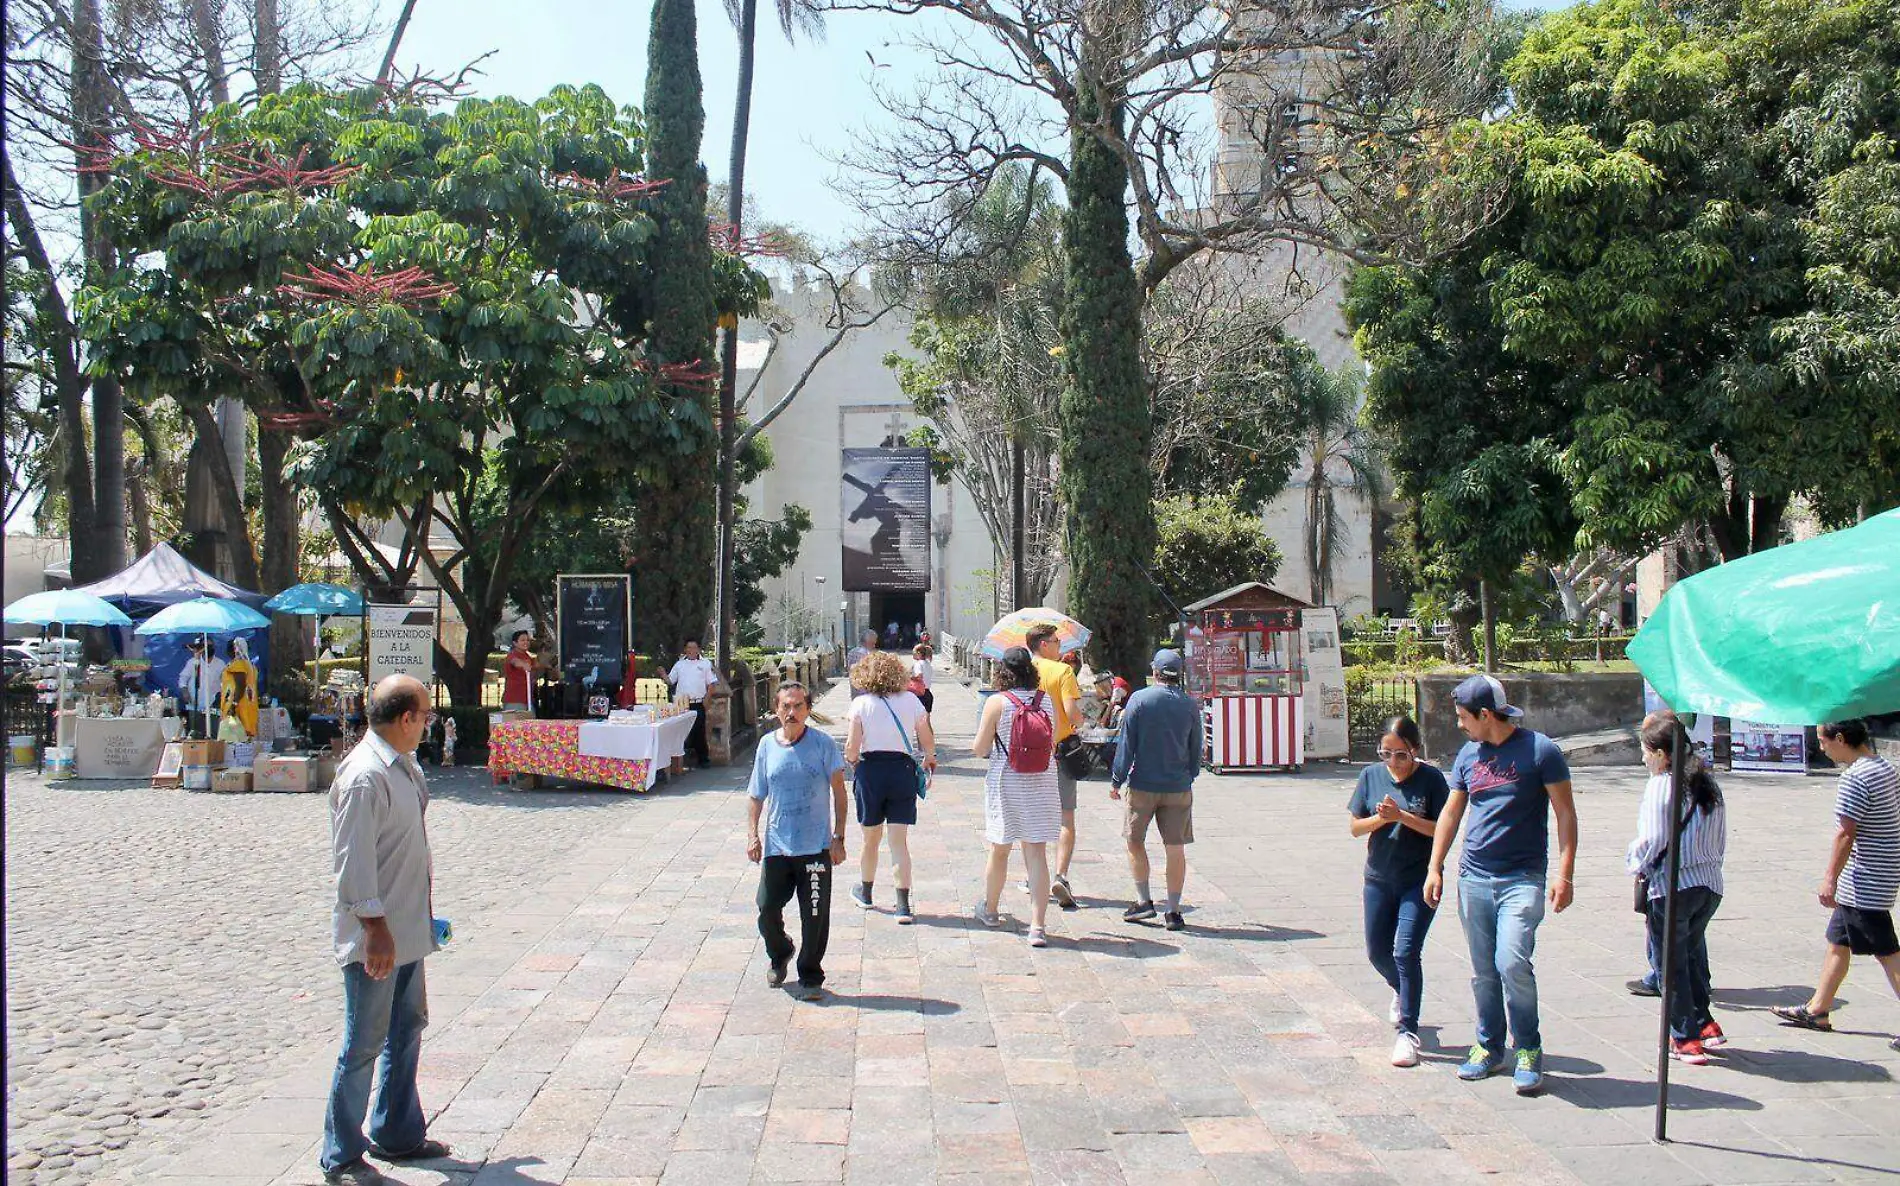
[1028,625,1084,907]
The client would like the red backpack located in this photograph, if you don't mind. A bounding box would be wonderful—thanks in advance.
[1001,690,1054,774]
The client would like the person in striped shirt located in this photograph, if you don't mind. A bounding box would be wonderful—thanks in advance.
[1773,719,1900,1051]
[1625,712,1728,1065]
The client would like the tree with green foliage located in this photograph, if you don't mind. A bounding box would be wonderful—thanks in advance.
[1354,0,1899,596]
[1152,490,1282,616]
[637,0,725,657]
[82,81,761,705]
[1058,63,1155,681]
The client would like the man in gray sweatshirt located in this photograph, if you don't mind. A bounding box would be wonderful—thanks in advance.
[1111,649,1203,931]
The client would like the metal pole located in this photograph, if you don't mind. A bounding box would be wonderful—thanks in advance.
[1653,722,1688,1142]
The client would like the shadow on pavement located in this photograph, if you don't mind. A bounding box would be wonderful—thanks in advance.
[1184,923,1326,942]
[1711,984,1839,1011]
[1713,1045,1895,1084]
[1663,1139,1900,1180]
[1551,1073,1763,1112]
[1063,933,1183,958]
[817,993,963,1016]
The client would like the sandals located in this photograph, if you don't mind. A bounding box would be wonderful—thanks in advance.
[1771,1004,1833,1032]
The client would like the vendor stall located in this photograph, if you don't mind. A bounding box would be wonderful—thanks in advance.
[1183,583,1309,771]
[489,709,695,792]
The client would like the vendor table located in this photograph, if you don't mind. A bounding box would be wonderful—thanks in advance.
[488,713,695,792]
[70,716,173,779]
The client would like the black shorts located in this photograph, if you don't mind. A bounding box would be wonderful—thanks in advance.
[853,751,920,827]
[1826,904,1900,957]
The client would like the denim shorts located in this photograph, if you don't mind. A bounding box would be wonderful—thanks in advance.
[853,752,920,827]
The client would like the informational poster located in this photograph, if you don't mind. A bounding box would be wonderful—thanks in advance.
[841,448,932,592]
[1301,607,1348,759]
[74,718,168,778]
[557,574,631,686]
[367,604,437,684]
[1732,720,1806,772]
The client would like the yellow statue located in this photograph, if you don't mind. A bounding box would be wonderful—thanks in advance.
[220,639,260,739]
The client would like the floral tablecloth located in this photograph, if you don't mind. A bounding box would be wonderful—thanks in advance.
[487,719,652,792]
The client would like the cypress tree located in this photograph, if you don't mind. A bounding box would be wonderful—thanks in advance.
[1058,61,1156,681]
[634,0,721,656]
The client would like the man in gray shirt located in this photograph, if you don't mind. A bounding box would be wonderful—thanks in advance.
[1111,649,1203,932]
[320,675,449,1184]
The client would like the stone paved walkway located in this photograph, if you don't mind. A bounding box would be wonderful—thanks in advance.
[7,668,1899,1185]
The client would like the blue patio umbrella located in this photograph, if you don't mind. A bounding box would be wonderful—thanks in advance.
[135,596,272,637]
[3,591,136,724]
[3,589,134,629]
[263,583,363,616]
[137,598,273,735]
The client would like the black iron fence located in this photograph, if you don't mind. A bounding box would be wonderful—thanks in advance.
[4,690,53,750]
[1347,674,1418,759]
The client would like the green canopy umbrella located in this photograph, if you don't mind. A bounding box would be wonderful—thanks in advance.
[1630,507,1900,724]
[1628,506,1900,1142]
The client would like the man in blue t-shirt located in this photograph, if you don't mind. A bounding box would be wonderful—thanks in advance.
[747,682,849,1000]
[1424,674,1578,1096]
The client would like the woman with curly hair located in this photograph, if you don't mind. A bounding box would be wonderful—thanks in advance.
[971,646,1062,947]
[844,649,937,924]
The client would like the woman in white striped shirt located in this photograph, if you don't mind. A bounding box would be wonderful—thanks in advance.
[1626,711,1728,1065]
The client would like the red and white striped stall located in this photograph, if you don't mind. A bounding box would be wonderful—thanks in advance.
[1203,692,1304,770]
[1183,583,1312,772]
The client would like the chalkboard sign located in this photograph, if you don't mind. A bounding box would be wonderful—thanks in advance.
[557,574,631,688]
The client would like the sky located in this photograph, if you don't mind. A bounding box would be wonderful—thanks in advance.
[399,0,1567,242]
[401,0,946,242]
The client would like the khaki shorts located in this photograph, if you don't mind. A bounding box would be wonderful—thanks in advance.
[1124,790,1193,846]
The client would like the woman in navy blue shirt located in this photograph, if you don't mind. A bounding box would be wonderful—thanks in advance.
[1349,715,1452,1067]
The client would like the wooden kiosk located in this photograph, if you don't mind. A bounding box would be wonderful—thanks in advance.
[1183,583,1310,771]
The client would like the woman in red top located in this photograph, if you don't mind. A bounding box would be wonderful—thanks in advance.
[502,630,536,711]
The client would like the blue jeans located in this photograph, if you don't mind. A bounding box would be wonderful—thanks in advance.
[1646,887,1720,1039]
[1363,877,1436,1033]
[1458,872,1545,1053]
[322,959,429,1171]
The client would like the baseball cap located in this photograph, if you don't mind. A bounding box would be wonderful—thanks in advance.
[1151,649,1184,675]
[1453,673,1522,719]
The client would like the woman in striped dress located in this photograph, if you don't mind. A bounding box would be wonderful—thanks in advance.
[971,646,1062,946]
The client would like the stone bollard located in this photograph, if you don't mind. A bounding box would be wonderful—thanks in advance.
[705,689,733,766]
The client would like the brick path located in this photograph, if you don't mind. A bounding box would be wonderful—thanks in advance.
[6,669,1898,1185]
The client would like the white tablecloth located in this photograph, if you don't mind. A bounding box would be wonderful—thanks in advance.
[575,713,696,786]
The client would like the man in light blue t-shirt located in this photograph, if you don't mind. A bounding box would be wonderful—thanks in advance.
[747,682,848,1000]
[1424,674,1578,1096]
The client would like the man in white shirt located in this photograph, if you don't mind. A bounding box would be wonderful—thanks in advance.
[178,638,227,739]
[667,638,722,768]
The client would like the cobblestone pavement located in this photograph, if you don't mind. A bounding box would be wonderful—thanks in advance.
[8,669,1900,1185]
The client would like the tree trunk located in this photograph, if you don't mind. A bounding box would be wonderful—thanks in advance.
[376,0,420,85]
[1480,579,1496,674]
[70,0,123,581]
[253,0,282,92]
[127,457,154,556]
[1444,587,1480,666]
[181,403,261,586]
[1305,459,1325,606]
[1011,434,1025,609]
[258,426,306,697]
[714,0,757,674]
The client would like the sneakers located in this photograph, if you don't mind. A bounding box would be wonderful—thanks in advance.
[1388,993,1402,1026]
[894,893,915,925]
[1697,1020,1727,1049]
[973,903,1003,928]
[1626,977,1661,998]
[368,1139,451,1162]
[1027,926,1047,948]
[795,983,826,1002]
[1391,1031,1421,1067]
[1163,911,1185,932]
[1051,875,1077,909]
[1123,900,1158,923]
[766,954,790,988]
[322,1160,386,1186]
[1513,1048,1545,1095]
[851,883,874,910]
[1670,1038,1710,1066]
[1456,1044,1509,1081]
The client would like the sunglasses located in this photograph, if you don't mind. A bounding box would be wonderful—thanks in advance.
[1376,748,1418,760]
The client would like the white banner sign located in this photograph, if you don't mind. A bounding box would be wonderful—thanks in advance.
[367,605,437,685]
[1300,607,1349,760]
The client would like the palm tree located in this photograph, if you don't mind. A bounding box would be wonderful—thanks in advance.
[1291,357,1383,607]
[713,0,823,671]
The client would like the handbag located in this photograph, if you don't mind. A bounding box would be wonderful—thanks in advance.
[881,697,930,799]
[1055,734,1092,780]
[1634,801,1696,913]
